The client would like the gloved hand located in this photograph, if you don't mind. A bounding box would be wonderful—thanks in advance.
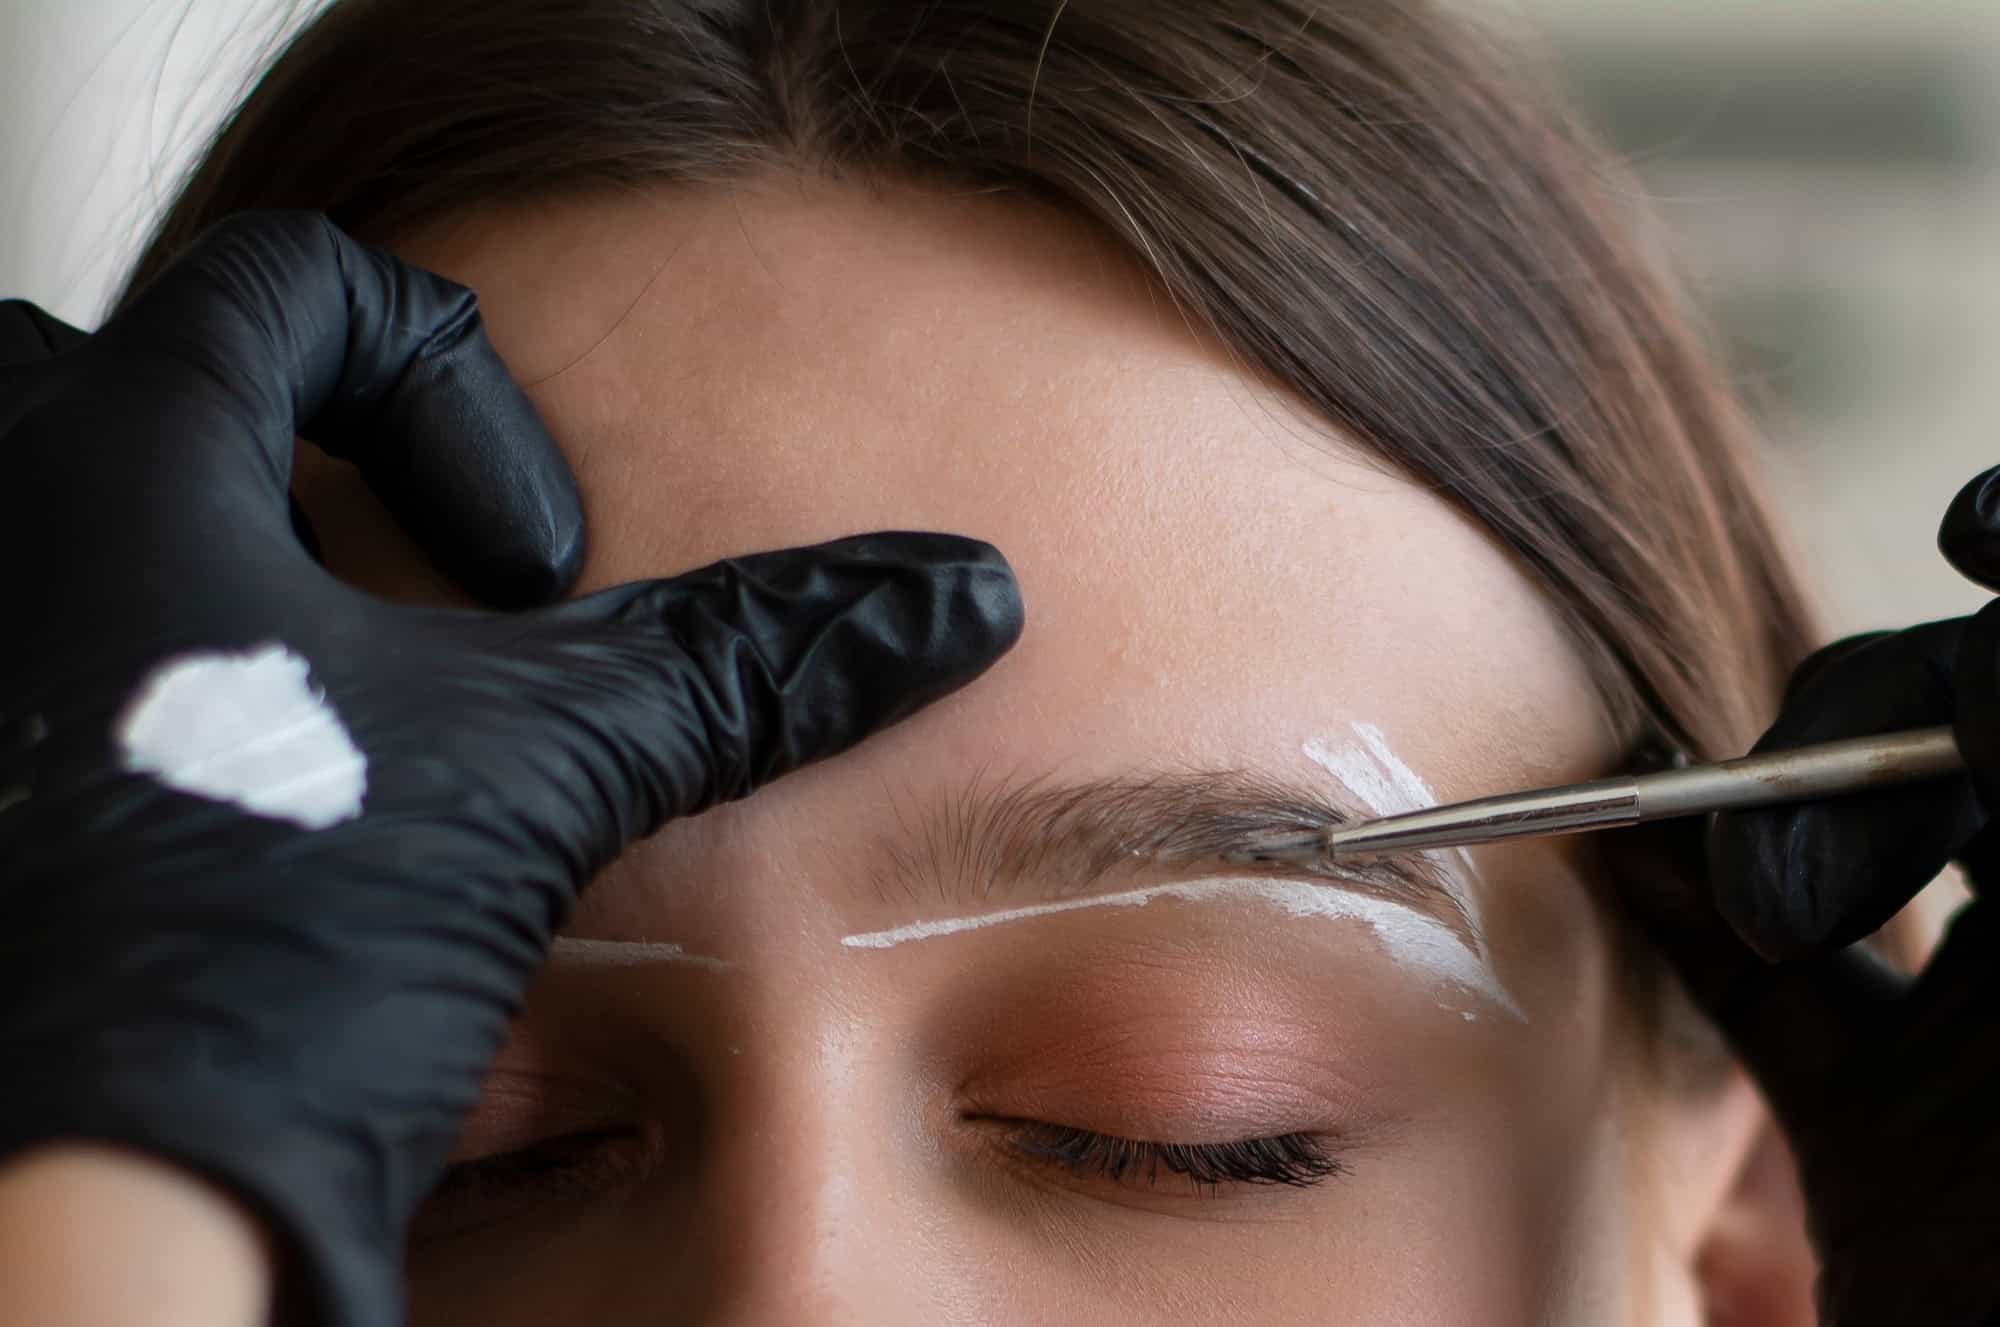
[0,212,1022,1327]
[1625,465,2000,1326]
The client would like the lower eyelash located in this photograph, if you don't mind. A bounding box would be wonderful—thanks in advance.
[1004,1121,1345,1191]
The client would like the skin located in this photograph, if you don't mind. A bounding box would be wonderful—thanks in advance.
[0,1145,270,1327]
[291,173,1814,1325]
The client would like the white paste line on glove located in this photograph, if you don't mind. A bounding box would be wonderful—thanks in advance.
[116,643,366,830]
[551,938,732,970]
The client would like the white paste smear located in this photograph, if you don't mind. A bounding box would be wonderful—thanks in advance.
[1303,723,1485,939]
[1301,723,1522,1020]
[1302,733,1409,820]
[550,938,732,970]
[841,875,1519,1016]
[116,643,366,831]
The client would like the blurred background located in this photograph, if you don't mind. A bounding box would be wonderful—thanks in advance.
[1520,0,2000,635]
[4,0,1998,637]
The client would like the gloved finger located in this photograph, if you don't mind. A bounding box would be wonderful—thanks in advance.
[0,302,88,431]
[1709,945,1907,1146]
[1888,888,2000,1124]
[1612,818,1904,1115]
[1806,892,2000,1327]
[106,211,582,608]
[1710,618,1983,959]
[1940,464,2000,590]
[1955,600,2000,832]
[1900,884,2000,1040]
[515,532,1023,825]
[1778,631,1891,705]
[0,300,86,364]
[289,493,326,566]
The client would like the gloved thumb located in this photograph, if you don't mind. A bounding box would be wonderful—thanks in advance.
[0,300,87,365]
[1708,620,1981,959]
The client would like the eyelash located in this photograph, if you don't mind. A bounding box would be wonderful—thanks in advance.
[1001,1121,1345,1191]
[415,1128,649,1239]
[423,1121,1339,1234]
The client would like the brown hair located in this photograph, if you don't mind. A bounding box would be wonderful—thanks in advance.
[126,0,1815,765]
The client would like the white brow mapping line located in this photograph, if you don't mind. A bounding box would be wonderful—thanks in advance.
[549,938,732,970]
[1303,723,1485,938]
[839,875,1520,1018]
[1350,723,1482,887]
[1302,734,1409,821]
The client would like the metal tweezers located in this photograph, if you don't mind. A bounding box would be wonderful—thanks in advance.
[1236,726,1965,867]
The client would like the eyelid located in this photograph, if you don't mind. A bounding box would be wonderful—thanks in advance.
[449,1067,631,1164]
[981,1116,1345,1193]
[415,1127,657,1242]
[1306,851,1479,948]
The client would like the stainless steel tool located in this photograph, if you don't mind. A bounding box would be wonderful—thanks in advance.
[1235,726,1966,866]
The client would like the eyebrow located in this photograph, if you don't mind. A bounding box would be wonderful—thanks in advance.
[865,769,1479,947]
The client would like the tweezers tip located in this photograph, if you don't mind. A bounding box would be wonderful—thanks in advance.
[1222,827,1331,868]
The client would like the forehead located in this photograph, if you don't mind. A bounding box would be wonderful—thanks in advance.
[390,176,1613,803]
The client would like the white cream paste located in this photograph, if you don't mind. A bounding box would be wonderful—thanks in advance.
[1304,723,1487,929]
[116,643,366,830]
[1302,722,1517,1017]
[841,874,1519,1016]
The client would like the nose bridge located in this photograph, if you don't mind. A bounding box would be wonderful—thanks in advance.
[686,984,945,1326]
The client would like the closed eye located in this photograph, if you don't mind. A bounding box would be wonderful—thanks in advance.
[988,1117,1346,1192]
[411,1127,655,1242]
[408,1115,1345,1244]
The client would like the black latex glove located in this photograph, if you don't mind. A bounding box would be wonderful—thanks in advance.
[1625,465,2000,1326]
[0,212,1022,1327]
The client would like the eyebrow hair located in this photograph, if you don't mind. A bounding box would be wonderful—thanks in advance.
[866,769,1479,946]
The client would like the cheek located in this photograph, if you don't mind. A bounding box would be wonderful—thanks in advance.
[1335,1026,1636,1326]
[906,918,1641,1324]
[1520,1094,1646,1327]
[956,1092,1641,1327]
[1410,851,1639,1323]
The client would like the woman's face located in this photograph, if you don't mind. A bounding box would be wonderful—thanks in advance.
[297,176,1791,1324]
